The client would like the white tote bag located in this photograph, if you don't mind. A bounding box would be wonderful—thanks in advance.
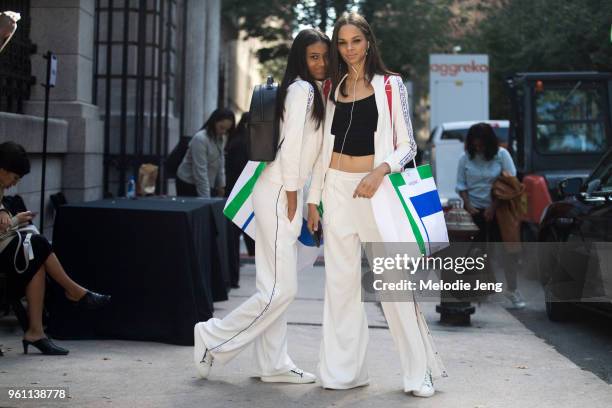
[223,161,322,269]
[371,161,449,256]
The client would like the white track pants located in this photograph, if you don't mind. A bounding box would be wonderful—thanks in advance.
[194,175,303,376]
[319,168,446,391]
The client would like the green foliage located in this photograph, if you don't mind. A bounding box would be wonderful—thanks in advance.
[464,0,612,118]
[358,0,454,80]
[222,0,353,67]
[222,0,297,66]
[222,0,452,82]
[260,58,288,83]
[223,0,612,120]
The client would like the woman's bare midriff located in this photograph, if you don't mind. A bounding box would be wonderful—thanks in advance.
[328,152,374,173]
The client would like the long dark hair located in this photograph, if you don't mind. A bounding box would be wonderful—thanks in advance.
[465,122,499,161]
[0,141,30,177]
[329,12,394,102]
[200,108,236,138]
[275,28,330,130]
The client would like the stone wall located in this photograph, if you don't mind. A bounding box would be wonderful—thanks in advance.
[24,0,104,204]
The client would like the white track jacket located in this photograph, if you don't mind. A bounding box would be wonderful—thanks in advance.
[262,79,323,192]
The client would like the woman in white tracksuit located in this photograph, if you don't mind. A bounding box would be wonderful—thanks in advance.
[306,13,447,397]
[193,28,330,384]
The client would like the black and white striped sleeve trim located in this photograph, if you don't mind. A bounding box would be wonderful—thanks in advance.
[395,76,417,166]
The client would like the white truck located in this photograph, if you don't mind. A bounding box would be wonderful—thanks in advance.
[429,54,490,130]
[427,54,493,205]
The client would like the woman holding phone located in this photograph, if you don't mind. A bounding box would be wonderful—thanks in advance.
[193,28,330,384]
[0,141,110,356]
[306,13,446,397]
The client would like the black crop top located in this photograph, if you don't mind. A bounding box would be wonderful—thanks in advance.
[331,94,378,156]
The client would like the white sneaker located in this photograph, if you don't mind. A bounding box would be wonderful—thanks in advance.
[193,323,213,379]
[412,371,435,398]
[505,290,526,309]
[260,368,316,384]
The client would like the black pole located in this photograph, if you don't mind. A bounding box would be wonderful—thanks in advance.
[39,51,54,233]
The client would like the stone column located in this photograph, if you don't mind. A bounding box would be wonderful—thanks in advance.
[204,0,220,119]
[183,0,207,136]
[24,0,104,207]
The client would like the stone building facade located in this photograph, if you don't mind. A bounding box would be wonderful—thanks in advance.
[0,0,262,235]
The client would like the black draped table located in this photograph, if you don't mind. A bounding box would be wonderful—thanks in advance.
[47,196,229,345]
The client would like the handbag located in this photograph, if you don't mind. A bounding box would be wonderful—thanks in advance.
[1,223,40,274]
[223,161,266,239]
[223,161,323,270]
[1,194,41,273]
[371,161,449,255]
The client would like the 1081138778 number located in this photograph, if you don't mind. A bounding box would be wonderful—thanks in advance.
[5,388,68,399]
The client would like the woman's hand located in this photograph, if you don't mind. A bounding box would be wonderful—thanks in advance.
[286,191,297,222]
[459,191,479,215]
[307,203,320,234]
[0,210,11,232]
[15,211,35,224]
[353,163,390,199]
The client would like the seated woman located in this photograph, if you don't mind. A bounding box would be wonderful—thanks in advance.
[0,141,111,355]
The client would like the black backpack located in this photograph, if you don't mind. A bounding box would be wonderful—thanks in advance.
[247,76,281,162]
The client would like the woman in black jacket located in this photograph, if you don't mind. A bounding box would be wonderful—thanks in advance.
[224,113,255,288]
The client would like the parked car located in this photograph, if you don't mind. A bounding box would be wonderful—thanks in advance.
[538,148,612,321]
[422,120,509,207]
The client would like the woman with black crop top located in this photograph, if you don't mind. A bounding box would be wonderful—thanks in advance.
[331,94,378,156]
[305,13,446,397]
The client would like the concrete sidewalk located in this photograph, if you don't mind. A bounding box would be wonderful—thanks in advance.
[1,263,611,408]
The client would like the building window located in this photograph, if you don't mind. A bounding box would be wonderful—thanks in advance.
[94,0,179,196]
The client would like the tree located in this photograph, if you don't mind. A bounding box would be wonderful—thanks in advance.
[222,0,453,88]
[358,0,454,79]
[222,0,353,77]
[464,0,612,118]
[356,0,454,138]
